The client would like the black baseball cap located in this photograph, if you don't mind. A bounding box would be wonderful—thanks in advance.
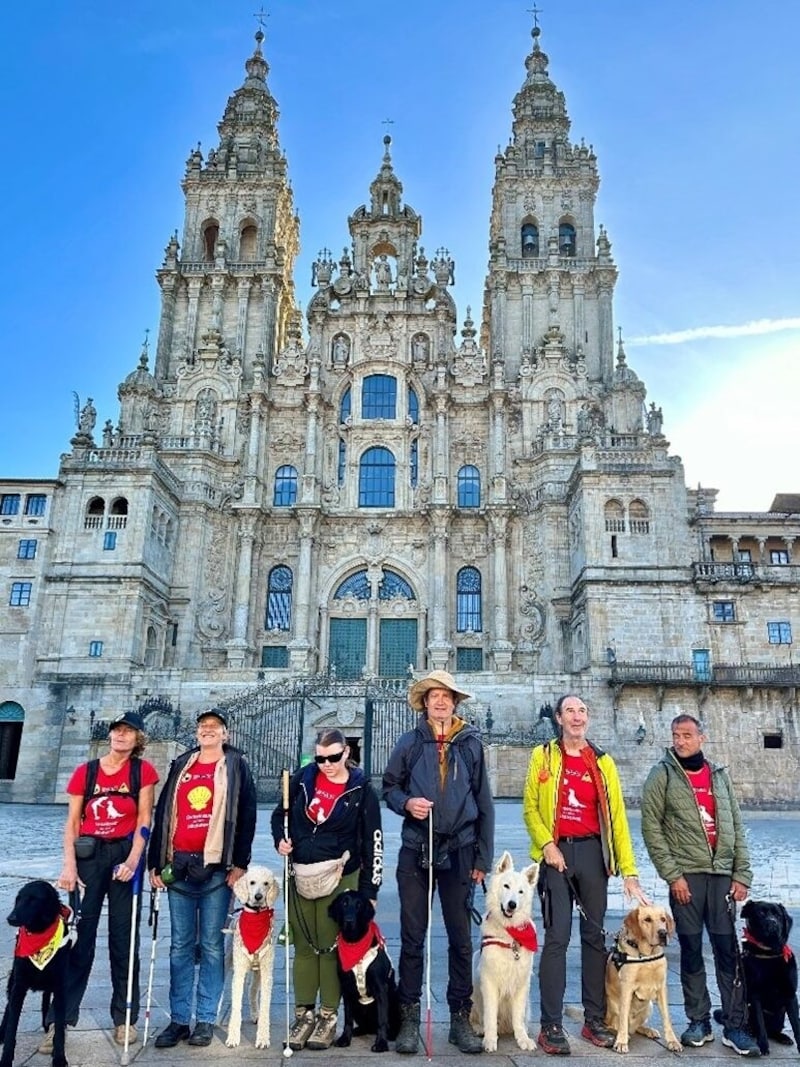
[197,708,228,728]
[108,711,145,732]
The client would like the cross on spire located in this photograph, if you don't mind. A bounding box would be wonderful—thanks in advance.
[253,6,269,31]
[527,5,542,30]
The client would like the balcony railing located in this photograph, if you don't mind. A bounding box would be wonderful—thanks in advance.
[610,661,800,688]
[692,562,754,581]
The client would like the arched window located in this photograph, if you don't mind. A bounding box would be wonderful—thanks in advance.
[379,571,415,600]
[362,375,397,419]
[266,565,293,630]
[85,496,105,531]
[339,387,352,424]
[0,700,24,780]
[334,569,370,600]
[240,223,257,261]
[144,626,159,668]
[457,465,481,508]
[273,465,298,507]
[203,221,219,261]
[457,567,482,632]
[629,499,651,534]
[604,499,626,533]
[359,447,395,507]
[408,386,419,425]
[108,497,128,530]
[521,222,539,258]
[558,221,576,257]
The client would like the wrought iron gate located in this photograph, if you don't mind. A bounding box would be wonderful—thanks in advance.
[363,679,416,786]
[216,685,305,802]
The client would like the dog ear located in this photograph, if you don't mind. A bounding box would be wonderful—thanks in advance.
[328,895,343,923]
[666,912,676,938]
[267,874,280,908]
[624,907,644,943]
[524,862,539,887]
[741,900,753,921]
[780,904,792,940]
[233,871,250,904]
[496,851,513,874]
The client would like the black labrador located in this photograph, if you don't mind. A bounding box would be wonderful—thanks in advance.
[328,890,400,1053]
[0,880,72,1067]
[740,899,800,1055]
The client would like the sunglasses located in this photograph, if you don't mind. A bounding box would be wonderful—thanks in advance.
[314,750,346,765]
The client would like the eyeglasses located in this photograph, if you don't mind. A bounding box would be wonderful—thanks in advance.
[314,751,345,765]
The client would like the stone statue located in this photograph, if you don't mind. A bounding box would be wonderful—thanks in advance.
[102,419,114,447]
[647,402,663,435]
[332,334,350,366]
[79,397,97,435]
[412,334,428,363]
[374,254,393,290]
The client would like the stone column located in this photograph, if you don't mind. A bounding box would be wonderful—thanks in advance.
[235,278,251,357]
[289,511,318,672]
[432,396,449,504]
[427,511,452,668]
[261,279,277,369]
[489,511,513,671]
[184,278,203,359]
[154,274,177,379]
[227,514,257,668]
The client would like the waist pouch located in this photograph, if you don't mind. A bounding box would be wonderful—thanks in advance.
[292,850,350,900]
[172,850,220,885]
[74,835,97,860]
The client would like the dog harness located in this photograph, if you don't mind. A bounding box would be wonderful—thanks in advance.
[238,906,274,958]
[609,938,665,972]
[336,920,389,1004]
[743,929,794,962]
[15,906,75,972]
[481,917,538,960]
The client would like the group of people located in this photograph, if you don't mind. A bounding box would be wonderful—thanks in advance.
[48,669,759,1059]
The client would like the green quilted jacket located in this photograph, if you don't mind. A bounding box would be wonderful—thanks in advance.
[640,748,752,887]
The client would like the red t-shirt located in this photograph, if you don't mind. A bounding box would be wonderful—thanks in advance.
[172,760,218,852]
[68,759,158,838]
[686,762,717,849]
[307,775,346,824]
[556,752,601,839]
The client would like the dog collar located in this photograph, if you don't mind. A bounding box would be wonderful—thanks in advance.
[238,907,274,955]
[482,919,538,959]
[743,928,793,962]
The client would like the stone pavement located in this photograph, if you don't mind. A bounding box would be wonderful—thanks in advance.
[1,802,800,1066]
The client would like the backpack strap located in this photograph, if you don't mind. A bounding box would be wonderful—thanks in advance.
[81,756,142,817]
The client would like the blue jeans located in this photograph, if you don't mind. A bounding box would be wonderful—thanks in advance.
[166,871,231,1025]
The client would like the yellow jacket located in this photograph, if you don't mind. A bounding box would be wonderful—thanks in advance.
[522,740,638,878]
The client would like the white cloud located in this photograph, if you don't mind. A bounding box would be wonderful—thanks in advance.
[628,317,800,346]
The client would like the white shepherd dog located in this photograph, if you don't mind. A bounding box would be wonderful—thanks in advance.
[470,850,540,1052]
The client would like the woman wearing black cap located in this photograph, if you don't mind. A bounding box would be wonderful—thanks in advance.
[44,710,159,1051]
[148,708,257,1049]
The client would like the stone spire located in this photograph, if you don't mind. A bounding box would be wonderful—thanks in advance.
[369,135,404,218]
[510,20,571,147]
[213,28,281,169]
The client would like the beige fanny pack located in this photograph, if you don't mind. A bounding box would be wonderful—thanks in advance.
[292,851,350,900]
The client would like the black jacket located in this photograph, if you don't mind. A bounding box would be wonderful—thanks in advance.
[148,744,257,873]
[382,716,495,874]
[270,763,384,899]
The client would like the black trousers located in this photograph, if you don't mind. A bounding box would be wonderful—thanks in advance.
[671,872,746,1028]
[48,838,142,1027]
[396,842,475,1013]
[538,836,608,1026]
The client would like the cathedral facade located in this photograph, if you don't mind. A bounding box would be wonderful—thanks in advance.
[1,24,798,804]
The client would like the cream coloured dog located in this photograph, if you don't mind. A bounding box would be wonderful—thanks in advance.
[605,904,681,1054]
[471,851,540,1052]
[225,866,280,1049]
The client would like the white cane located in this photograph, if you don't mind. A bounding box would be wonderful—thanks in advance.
[121,827,149,1067]
[424,809,434,1060]
[141,887,160,1047]
[282,769,294,1059]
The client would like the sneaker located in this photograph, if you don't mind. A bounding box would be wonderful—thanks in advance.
[288,1008,316,1051]
[38,1027,55,1054]
[581,1018,616,1048]
[681,1019,715,1047]
[306,1009,338,1051]
[113,1023,138,1046]
[538,1024,571,1055]
[722,1028,761,1057]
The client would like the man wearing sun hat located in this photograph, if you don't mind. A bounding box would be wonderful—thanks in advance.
[383,670,494,1054]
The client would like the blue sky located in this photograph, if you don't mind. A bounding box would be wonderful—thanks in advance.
[2,0,798,511]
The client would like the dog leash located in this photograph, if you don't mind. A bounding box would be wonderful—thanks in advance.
[466,879,485,926]
[563,872,617,941]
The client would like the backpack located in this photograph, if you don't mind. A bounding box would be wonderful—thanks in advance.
[82,756,142,816]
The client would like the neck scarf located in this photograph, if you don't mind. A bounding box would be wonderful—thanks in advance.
[673,749,705,772]
[15,907,71,970]
[337,920,384,971]
[238,907,274,954]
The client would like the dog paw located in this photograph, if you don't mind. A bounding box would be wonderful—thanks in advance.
[483,1038,499,1053]
[638,1026,660,1039]
[254,1037,270,1049]
[666,1039,683,1053]
[225,1035,241,1048]
[371,1038,389,1052]
[613,1040,630,1054]
[517,1036,537,1051]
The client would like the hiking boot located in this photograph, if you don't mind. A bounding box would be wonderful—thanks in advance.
[154,1021,191,1048]
[722,1028,761,1057]
[113,1023,138,1046]
[581,1017,616,1048]
[306,1009,338,1050]
[449,1008,484,1054]
[681,1019,714,1047]
[538,1023,571,1055]
[396,1001,421,1054]
[288,1008,316,1051]
[38,1027,55,1054]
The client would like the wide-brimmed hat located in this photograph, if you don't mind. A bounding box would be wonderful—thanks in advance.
[409,670,472,712]
[197,707,228,728]
[108,711,145,733]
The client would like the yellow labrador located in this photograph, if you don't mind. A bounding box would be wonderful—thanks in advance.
[605,904,681,1054]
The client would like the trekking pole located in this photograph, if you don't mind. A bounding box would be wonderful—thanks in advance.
[141,886,161,1047]
[282,769,294,1060]
[120,826,150,1067]
[424,808,434,1060]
